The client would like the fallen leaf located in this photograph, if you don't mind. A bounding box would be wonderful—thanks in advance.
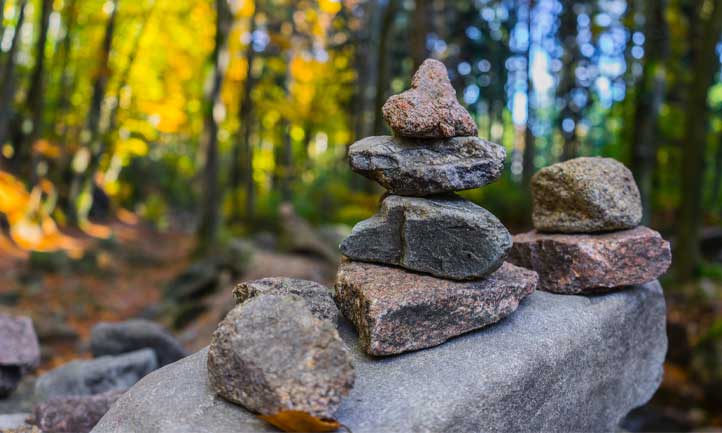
[258,410,341,432]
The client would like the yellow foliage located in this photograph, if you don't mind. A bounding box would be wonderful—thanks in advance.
[318,0,341,14]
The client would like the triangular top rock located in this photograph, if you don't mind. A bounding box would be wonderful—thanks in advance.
[382,59,478,138]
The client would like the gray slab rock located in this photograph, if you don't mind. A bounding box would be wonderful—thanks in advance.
[90,319,186,367]
[92,281,666,433]
[232,277,338,322]
[382,58,477,138]
[532,156,642,233]
[0,314,40,398]
[335,260,536,355]
[34,349,157,400]
[207,295,354,418]
[340,194,512,280]
[348,135,505,195]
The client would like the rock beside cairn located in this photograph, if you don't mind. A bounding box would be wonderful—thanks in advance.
[337,59,534,356]
[90,319,187,367]
[509,157,671,294]
[207,294,354,419]
[0,314,40,398]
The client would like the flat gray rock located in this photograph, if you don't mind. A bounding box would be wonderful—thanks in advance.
[92,281,667,433]
[532,157,642,233]
[340,194,512,280]
[348,135,505,196]
[35,349,158,400]
[91,319,186,367]
[0,413,30,430]
[0,314,40,398]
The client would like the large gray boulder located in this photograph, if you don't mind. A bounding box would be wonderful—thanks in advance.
[348,135,505,196]
[90,319,186,367]
[93,281,667,433]
[340,194,512,280]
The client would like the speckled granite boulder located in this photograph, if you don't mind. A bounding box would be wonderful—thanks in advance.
[207,295,354,418]
[90,319,186,367]
[334,261,536,355]
[92,281,667,433]
[0,315,40,398]
[340,195,511,280]
[232,277,338,323]
[508,226,671,294]
[532,157,642,233]
[348,136,505,195]
[382,59,477,138]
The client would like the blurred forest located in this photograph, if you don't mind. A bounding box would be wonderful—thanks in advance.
[0,0,722,429]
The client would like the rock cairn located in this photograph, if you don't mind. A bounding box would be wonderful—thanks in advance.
[336,59,538,356]
[508,156,672,294]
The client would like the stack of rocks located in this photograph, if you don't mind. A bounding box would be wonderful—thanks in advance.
[335,59,538,356]
[508,157,672,294]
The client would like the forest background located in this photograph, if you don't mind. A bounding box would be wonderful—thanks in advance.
[0,0,721,429]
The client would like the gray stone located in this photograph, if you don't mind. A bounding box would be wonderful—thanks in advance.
[340,194,512,280]
[382,58,477,138]
[90,319,187,367]
[532,157,642,233]
[92,281,667,433]
[334,260,536,355]
[0,414,30,431]
[32,391,122,433]
[35,349,158,400]
[207,295,354,418]
[508,226,672,294]
[348,135,505,196]
[232,277,338,322]
[0,314,40,398]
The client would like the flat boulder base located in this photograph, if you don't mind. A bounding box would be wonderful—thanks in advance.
[382,59,477,138]
[232,277,338,323]
[92,281,667,433]
[34,349,158,400]
[334,261,537,356]
[340,194,512,280]
[207,295,354,419]
[532,156,642,233]
[508,226,671,294]
[348,135,505,195]
[90,319,187,367]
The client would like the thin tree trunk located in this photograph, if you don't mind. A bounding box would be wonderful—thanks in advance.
[410,0,431,70]
[675,0,722,281]
[631,0,668,225]
[372,0,398,135]
[711,137,722,209]
[0,0,5,41]
[196,0,231,252]
[557,0,580,161]
[0,0,28,166]
[54,0,79,144]
[522,0,535,189]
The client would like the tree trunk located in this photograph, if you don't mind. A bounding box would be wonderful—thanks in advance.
[0,0,5,40]
[522,0,535,189]
[631,0,668,225]
[196,0,231,253]
[675,0,722,281]
[557,0,580,161]
[372,0,398,135]
[54,0,79,144]
[410,0,431,70]
[0,0,28,166]
[711,136,722,210]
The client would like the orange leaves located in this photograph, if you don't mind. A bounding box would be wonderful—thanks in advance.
[257,411,342,433]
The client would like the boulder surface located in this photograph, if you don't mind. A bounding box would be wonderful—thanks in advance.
[90,319,186,367]
[532,156,642,233]
[334,260,536,355]
[508,226,671,294]
[382,59,477,138]
[340,194,511,280]
[0,314,40,398]
[92,281,667,433]
[32,391,122,433]
[348,135,505,195]
[207,295,354,418]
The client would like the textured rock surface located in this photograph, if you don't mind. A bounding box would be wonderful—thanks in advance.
[232,277,338,322]
[90,319,186,367]
[509,226,671,294]
[32,391,122,433]
[93,281,666,433]
[207,295,354,418]
[382,59,477,138]
[35,349,157,400]
[348,135,505,195]
[0,413,30,431]
[532,157,642,233]
[340,195,512,280]
[0,314,40,398]
[334,261,537,355]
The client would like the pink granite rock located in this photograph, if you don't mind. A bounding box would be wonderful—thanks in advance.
[508,226,671,294]
[382,59,477,138]
[334,260,537,356]
[0,315,40,398]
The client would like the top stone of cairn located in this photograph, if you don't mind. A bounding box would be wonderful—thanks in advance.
[532,156,643,233]
[382,59,477,138]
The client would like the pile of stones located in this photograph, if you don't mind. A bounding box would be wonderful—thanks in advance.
[508,156,672,293]
[335,59,537,356]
